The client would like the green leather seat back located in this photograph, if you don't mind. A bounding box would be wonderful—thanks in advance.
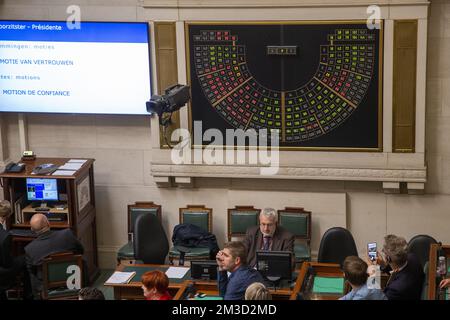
[118,206,160,262]
[130,208,159,233]
[279,212,309,238]
[230,211,259,234]
[47,260,76,283]
[43,256,83,299]
[182,211,210,232]
[279,211,311,263]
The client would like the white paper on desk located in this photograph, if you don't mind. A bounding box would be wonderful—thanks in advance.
[52,170,76,176]
[58,163,83,170]
[104,271,136,284]
[165,267,190,279]
[68,159,87,164]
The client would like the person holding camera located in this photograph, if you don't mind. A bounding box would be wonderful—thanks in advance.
[369,234,424,300]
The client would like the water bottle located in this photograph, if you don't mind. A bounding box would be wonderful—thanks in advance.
[438,256,447,277]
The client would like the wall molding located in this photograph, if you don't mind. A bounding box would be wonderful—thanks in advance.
[152,163,426,181]
[142,0,429,9]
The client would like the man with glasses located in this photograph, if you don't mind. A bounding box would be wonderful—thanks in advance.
[243,207,294,268]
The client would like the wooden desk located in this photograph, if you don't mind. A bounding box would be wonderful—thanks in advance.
[104,264,194,300]
[291,262,347,300]
[106,263,301,300]
[0,157,99,283]
[173,281,219,300]
[428,244,450,300]
[174,279,297,300]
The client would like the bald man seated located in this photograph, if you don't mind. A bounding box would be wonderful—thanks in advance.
[25,214,84,299]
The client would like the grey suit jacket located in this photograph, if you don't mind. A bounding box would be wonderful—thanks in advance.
[243,225,295,268]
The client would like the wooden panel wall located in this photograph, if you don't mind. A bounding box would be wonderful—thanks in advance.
[392,20,417,153]
[154,22,179,146]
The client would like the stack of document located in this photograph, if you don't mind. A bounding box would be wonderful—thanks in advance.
[53,159,88,176]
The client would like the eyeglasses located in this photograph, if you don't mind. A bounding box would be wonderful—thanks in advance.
[260,223,275,227]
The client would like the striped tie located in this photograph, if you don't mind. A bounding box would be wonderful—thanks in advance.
[263,236,271,251]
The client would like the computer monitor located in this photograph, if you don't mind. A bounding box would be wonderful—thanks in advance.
[256,250,293,282]
[26,178,58,202]
[190,260,218,280]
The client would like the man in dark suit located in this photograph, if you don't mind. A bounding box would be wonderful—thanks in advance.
[216,241,264,300]
[0,200,31,300]
[243,208,295,268]
[372,234,424,300]
[25,213,84,299]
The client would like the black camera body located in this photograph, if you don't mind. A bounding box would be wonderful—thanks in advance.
[146,84,190,122]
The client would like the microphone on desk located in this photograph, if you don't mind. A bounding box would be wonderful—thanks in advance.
[179,252,185,266]
[175,245,190,266]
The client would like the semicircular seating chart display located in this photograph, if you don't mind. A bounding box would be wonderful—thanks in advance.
[187,22,382,150]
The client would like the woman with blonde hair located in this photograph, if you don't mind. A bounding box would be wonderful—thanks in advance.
[244,282,272,300]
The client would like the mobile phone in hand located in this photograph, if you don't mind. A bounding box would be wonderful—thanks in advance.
[368,242,377,261]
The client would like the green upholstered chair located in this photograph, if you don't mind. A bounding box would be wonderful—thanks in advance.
[117,202,162,264]
[227,206,260,241]
[277,207,312,264]
[41,252,84,300]
[169,205,212,264]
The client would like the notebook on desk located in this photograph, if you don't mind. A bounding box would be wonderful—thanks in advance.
[105,271,136,284]
[31,163,58,175]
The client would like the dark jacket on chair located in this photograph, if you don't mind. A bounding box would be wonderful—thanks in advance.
[24,229,84,298]
[243,225,295,268]
[383,253,424,300]
[172,223,219,258]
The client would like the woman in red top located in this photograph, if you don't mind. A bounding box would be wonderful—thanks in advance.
[141,270,172,300]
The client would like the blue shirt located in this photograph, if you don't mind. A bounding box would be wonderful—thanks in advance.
[218,266,264,300]
[339,283,387,300]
